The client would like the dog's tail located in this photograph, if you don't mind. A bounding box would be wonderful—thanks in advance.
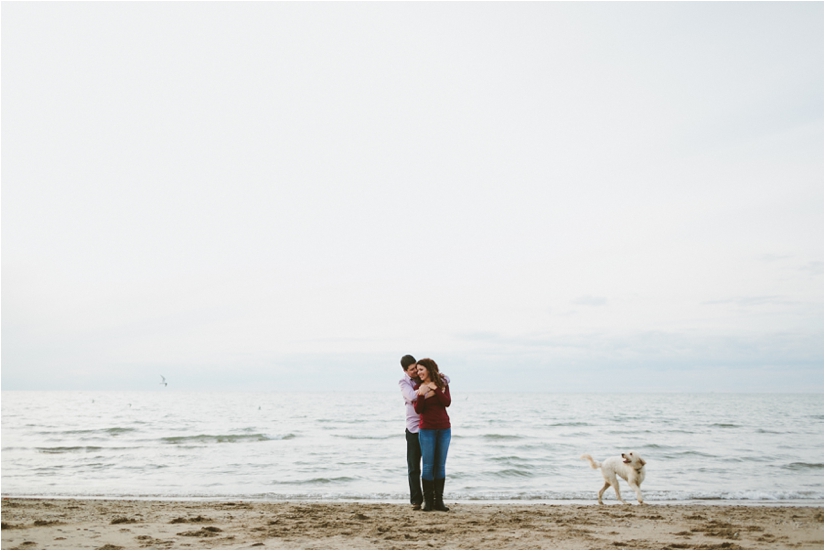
[580,454,601,470]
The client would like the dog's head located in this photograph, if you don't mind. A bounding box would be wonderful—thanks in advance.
[621,451,646,470]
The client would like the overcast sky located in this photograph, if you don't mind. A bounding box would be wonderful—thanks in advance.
[3,2,822,392]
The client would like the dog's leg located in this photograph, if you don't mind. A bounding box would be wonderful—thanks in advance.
[609,476,626,504]
[597,481,611,505]
[629,482,644,504]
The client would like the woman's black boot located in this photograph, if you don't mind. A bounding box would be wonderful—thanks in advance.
[434,478,450,512]
[421,479,434,511]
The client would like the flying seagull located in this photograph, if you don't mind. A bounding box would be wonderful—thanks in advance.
[160,375,167,387]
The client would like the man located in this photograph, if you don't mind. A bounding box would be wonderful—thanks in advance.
[398,354,449,510]
[399,354,423,509]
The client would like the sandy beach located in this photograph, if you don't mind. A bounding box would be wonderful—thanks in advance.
[1,498,822,550]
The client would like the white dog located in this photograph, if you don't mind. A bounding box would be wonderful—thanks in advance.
[581,451,646,505]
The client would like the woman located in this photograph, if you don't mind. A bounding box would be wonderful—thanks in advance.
[413,358,451,512]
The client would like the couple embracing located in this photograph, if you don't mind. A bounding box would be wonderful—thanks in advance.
[398,355,452,512]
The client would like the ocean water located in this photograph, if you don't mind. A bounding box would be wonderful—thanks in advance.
[2,391,822,503]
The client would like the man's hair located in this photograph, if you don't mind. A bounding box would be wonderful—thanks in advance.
[400,355,417,370]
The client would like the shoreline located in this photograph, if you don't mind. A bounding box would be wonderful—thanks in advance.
[3,495,823,507]
[2,497,822,549]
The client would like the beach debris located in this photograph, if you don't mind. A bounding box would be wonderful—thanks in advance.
[109,517,136,525]
[170,515,212,524]
[134,536,176,548]
[694,520,742,539]
[176,526,223,537]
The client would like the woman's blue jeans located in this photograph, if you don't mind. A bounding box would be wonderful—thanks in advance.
[418,428,451,480]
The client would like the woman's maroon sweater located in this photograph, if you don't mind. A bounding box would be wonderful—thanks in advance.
[413,384,451,430]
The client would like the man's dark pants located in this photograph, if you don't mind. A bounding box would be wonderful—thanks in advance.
[405,428,423,505]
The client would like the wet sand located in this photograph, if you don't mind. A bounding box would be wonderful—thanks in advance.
[1,498,822,550]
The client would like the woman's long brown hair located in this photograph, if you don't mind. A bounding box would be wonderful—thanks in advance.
[416,358,445,389]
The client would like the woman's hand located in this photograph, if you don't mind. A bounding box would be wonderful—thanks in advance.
[416,386,429,396]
